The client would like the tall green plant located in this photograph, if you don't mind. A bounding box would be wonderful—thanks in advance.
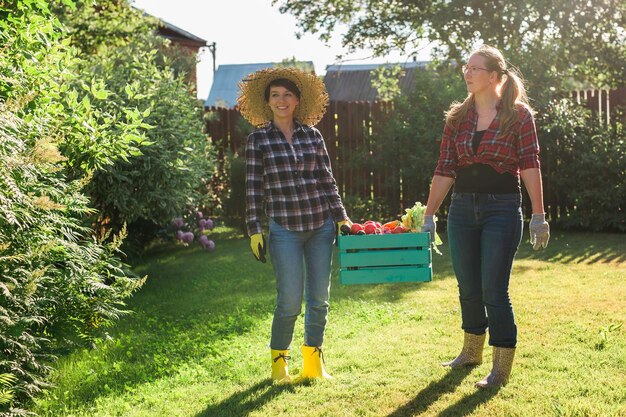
[0,107,144,413]
[1,1,145,412]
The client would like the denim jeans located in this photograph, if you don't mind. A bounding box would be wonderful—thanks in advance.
[447,192,523,348]
[268,216,336,350]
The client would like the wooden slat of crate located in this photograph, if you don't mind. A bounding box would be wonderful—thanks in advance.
[340,266,432,285]
[338,233,430,250]
[339,248,431,267]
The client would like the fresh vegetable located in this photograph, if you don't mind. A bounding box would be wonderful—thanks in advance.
[364,223,377,235]
[383,220,400,230]
[340,208,443,256]
[392,225,409,234]
[401,202,443,254]
[351,223,364,234]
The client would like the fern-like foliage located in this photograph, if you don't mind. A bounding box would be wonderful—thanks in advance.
[0,2,146,413]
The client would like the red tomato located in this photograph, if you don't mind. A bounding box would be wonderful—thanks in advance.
[350,223,364,234]
[392,225,408,234]
[364,223,377,234]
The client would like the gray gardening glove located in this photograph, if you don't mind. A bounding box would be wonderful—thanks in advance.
[529,213,550,250]
[421,215,437,244]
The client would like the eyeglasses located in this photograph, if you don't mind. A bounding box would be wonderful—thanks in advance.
[461,64,490,75]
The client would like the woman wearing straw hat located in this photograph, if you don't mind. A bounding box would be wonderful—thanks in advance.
[422,45,550,388]
[238,67,351,383]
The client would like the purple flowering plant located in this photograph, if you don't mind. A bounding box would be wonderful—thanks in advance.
[170,209,215,251]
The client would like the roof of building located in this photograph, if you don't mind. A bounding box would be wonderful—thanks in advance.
[324,61,429,101]
[157,20,208,49]
[205,62,315,108]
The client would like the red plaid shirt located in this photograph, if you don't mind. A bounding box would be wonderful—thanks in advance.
[246,121,347,236]
[434,103,540,178]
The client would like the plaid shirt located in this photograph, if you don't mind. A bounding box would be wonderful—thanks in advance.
[246,121,347,236]
[435,103,540,178]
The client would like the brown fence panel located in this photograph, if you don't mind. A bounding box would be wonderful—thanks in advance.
[336,101,352,197]
[319,102,339,194]
[571,87,626,126]
[354,101,370,199]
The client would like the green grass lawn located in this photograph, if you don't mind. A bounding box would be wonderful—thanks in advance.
[33,227,626,417]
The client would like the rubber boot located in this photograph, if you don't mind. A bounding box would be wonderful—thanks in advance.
[299,345,332,380]
[441,332,486,368]
[475,347,516,388]
[271,349,291,383]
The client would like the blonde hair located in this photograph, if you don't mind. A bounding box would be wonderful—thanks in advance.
[445,45,532,135]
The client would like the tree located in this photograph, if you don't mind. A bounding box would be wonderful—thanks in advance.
[275,0,625,97]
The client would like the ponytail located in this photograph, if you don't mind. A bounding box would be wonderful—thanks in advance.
[499,65,533,134]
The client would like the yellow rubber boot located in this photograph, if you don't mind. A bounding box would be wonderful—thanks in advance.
[441,332,486,368]
[271,349,291,383]
[299,345,332,380]
[475,347,516,388]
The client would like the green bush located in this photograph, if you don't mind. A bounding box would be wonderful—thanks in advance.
[218,115,253,233]
[1,2,145,412]
[538,99,625,231]
[1,104,144,417]
[56,2,215,246]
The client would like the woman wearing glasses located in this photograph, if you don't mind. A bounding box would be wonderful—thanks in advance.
[421,45,550,388]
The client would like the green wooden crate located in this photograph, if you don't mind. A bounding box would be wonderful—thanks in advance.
[338,233,432,285]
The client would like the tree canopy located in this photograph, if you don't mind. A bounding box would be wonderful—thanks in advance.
[275,0,625,91]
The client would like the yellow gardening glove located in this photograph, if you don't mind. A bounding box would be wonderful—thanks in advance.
[337,219,353,244]
[338,219,352,230]
[250,233,266,263]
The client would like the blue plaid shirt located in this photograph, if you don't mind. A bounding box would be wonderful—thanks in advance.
[245,121,347,236]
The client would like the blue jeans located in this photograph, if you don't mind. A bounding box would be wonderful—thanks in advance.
[268,216,336,350]
[447,193,523,348]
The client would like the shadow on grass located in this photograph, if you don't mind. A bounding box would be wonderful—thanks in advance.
[436,387,499,417]
[41,238,277,411]
[386,367,472,417]
[195,379,303,417]
[516,232,626,264]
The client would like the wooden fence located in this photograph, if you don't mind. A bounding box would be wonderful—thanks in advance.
[205,87,625,219]
[570,87,626,126]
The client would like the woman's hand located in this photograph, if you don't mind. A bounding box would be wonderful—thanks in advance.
[529,214,550,250]
[336,218,352,242]
[250,233,266,263]
[421,215,437,244]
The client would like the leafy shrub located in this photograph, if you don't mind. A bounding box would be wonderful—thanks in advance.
[218,115,253,233]
[222,152,247,233]
[56,2,215,246]
[0,107,145,413]
[1,2,145,412]
[538,99,625,231]
[343,195,394,223]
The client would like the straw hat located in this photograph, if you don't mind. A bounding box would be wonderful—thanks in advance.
[237,66,329,127]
